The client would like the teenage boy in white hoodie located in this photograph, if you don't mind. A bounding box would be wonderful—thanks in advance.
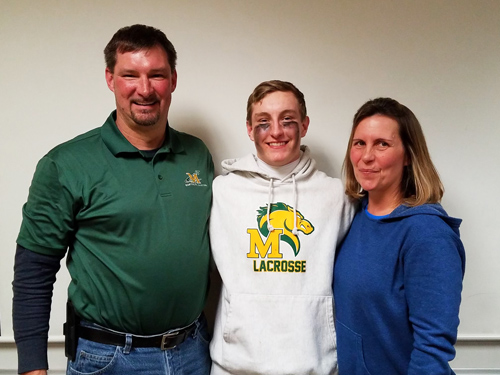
[209,80,354,375]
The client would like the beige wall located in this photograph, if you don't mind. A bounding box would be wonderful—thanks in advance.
[1,0,499,371]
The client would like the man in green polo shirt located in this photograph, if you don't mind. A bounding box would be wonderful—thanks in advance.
[12,24,213,375]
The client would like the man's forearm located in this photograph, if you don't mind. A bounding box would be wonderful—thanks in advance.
[12,245,62,373]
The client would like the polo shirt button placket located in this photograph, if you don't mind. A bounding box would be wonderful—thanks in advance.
[158,174,163,180]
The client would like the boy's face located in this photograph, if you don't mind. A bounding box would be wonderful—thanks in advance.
[247,91,309,166]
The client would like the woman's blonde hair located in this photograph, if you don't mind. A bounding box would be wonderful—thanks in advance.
[343,97,444,206]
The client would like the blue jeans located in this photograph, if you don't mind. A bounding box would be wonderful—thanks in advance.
[67,315,211,375]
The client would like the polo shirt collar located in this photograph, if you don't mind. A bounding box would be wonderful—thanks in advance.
[101,111,184,156]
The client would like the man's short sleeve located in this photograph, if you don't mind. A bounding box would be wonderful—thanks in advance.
[17,156,75,256]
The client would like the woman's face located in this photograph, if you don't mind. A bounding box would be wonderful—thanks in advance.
[350,114,407,201]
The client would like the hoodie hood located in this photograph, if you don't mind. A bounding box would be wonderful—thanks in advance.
[221,145,316,184]
[366,198,463,236]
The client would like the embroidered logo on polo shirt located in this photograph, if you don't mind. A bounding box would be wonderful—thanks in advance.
[185,170,207,187]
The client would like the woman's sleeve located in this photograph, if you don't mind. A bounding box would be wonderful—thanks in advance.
[404,227,465,375]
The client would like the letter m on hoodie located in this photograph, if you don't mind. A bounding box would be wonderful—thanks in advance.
[247,229,283,258]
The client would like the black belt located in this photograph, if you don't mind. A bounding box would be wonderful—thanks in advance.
[78,322,196,350]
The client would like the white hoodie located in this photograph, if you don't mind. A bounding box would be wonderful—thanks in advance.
[210,146,354,375]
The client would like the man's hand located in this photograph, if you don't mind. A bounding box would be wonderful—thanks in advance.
[21,371,47,375]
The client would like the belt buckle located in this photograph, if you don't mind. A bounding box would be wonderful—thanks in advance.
[160,331,180,350]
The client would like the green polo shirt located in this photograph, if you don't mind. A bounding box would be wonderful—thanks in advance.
[18,112,213,334]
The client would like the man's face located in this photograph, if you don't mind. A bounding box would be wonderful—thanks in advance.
[105,45,177,131]
[247,91,309,166]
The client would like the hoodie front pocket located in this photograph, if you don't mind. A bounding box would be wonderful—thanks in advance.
[221,293,337,375]
[335,319,372,375]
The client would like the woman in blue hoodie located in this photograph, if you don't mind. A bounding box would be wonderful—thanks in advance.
[334,97,465,375]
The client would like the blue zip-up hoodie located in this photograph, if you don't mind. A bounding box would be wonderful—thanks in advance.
[334,199,465,375]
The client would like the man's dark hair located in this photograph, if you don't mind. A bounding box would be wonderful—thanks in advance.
[104,24,177,73]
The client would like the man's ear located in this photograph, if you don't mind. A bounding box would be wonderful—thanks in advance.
[170,70,178,93]
[300,116,310,138]
[105,67,115,92]
[246,121,255,141]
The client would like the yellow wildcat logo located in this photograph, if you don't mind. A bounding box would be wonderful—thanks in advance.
[257,202,314,256]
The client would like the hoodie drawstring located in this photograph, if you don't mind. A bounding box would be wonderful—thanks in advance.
[266,174,298,236]
[267,178,275,232]
[292,174,298,235]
